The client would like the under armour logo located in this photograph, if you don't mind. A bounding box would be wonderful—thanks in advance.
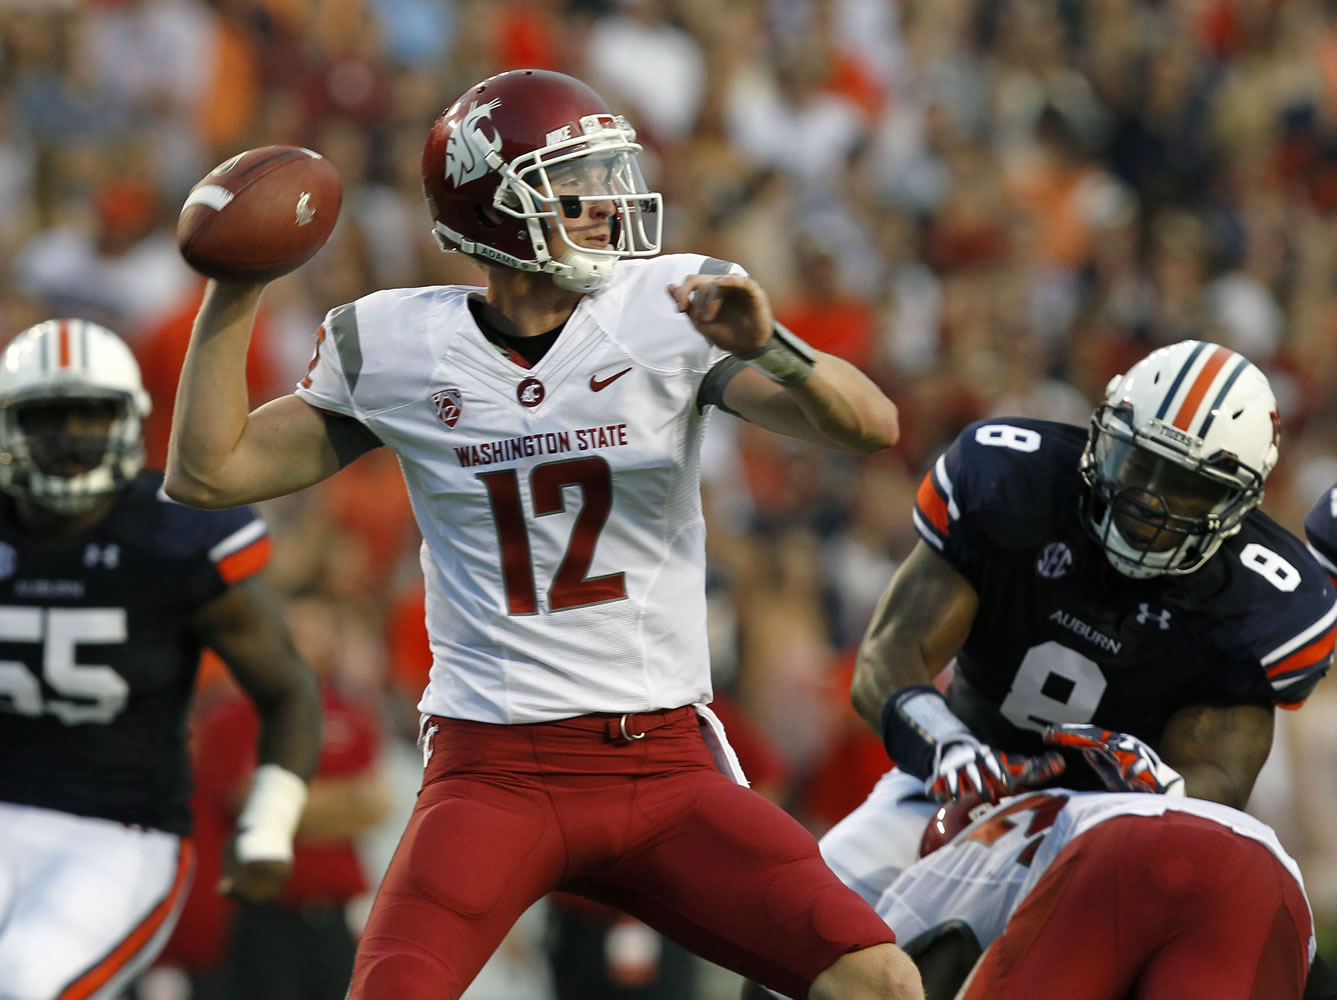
[83,544,119,569]
[1135,603,1171,630]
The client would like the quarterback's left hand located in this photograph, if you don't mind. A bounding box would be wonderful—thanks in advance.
[1044,723,1186,796]
[668,273,772,355]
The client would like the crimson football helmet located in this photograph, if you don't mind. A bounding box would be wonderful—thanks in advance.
[1080,340,1278,578]
[0,318,151,515]
[421,69,662,293]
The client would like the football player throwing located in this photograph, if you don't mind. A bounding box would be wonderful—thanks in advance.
[166,70,922,1000]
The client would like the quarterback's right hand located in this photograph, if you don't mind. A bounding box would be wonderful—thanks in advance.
[928,734,1066,803]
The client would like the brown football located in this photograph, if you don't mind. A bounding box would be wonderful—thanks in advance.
[177,146,342,282]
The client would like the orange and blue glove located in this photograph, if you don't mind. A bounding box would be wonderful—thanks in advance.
[1044,723,1185,796]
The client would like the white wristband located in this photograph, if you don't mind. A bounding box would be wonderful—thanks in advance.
[737,322,816,386]
[234,764,307,864]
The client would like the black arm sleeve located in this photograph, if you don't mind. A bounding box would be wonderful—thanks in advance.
[317,409,384,467]
[695,355,747,416]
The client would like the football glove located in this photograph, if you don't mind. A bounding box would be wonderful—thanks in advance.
[1043,723,1186,796]
[928,733,1066,803]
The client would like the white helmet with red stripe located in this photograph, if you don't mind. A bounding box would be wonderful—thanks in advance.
[1080,340,1279,578]
[0,318,151,515]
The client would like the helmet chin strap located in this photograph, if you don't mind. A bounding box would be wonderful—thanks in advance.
[548,248,617,293]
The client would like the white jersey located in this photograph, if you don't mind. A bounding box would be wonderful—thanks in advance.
[296,254,736,723]
[875,791,1312,956]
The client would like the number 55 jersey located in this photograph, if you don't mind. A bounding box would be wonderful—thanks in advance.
[295,255,738,724]
[0,472,270,834]
[913,418,1337,766]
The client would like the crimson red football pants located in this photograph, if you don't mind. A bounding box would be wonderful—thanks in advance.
[348,707,894,1000]
[964,812,1313,1000]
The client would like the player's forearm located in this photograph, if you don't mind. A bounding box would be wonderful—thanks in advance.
[851,642,936,731]
[251,659,324,783]
[1178,763,1251,809]
[787,352,899,454]
[165,280,266,505]
[851,590,939,730]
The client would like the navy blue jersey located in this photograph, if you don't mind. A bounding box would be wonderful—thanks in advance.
[0,471,270,834]
[913,419,1337,760]
[1303,484,1337,586]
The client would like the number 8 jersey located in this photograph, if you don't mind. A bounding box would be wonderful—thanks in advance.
[913,418,1337,765]
[296,255,736,723]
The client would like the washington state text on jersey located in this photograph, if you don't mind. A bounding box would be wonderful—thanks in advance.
[453,423,629,467]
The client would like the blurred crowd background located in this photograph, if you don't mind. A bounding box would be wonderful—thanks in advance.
[3,0,1337,997]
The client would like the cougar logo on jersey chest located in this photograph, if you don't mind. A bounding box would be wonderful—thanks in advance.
[516,377,545,408]
[432,387,463,428]
[1036,541,1072,579]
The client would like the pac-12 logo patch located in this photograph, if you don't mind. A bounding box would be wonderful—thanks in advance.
[1036,541,1072,579]
[517,377,545,408]
[432,387,463,428]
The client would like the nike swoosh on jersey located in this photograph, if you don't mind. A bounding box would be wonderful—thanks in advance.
[590,367,633,391]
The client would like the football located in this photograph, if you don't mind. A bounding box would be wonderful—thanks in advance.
[177,146,342,282]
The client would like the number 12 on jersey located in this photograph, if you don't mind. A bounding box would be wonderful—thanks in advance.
[479,457,627,614]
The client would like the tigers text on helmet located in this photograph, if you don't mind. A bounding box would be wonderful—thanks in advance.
[421,69,663,294]
[0,319,151,515]
[1079,340,1279,579]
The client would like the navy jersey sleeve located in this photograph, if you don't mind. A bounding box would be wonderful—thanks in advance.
[1209,515,1337,710]
[151,485,272,609]
[1303,483,1337,584]
[912,419,1084,583]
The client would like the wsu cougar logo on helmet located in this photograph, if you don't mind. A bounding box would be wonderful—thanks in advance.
[444,99,503,188]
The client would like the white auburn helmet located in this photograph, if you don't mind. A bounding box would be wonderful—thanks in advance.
[0,319,151,515]
[1079,340,1279,578]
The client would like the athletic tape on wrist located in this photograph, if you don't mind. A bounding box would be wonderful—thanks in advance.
[736,322,816,386]
[880,685,973,780]
[234,764,307,864]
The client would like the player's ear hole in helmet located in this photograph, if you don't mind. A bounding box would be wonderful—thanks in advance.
[421,68,663,294]
[0,319,151,516]
[1079,340,1278,579]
